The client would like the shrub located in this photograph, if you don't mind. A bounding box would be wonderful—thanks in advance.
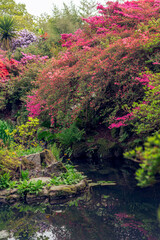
[12,29,38,51]
[48,164,85,186]
[124,132,160,187]
[0,173,11,189]
[129,73,160,136]
[10,117,39,148]
[14,145,43,157]
[26,0,160,130]
[0,119,14,146]
[50,143,62,162]
[21,170,29,181]
[55,123,85,148]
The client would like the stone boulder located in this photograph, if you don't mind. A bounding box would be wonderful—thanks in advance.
[40,149,57,166]
[42,162,67,177]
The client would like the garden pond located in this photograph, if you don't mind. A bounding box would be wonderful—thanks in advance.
[0,162,160,240]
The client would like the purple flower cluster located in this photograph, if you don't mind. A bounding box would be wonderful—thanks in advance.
[20,52,48,65]
[12,29,39,50]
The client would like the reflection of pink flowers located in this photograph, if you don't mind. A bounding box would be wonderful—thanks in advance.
[115,212,134,220]
[115,212,156,240]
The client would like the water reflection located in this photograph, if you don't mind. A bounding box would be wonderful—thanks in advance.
[0,183,160,240]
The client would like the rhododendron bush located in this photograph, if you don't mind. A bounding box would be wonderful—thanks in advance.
[0,51,49,114]
[26,0,160,130]
[0,50,19,83]
[12,29,38,51]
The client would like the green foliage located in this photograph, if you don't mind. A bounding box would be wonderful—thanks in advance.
[124,132,160,187]
[8,180,18,189]
[131,73,160,136]
[78,0,98,18]
[17,180,45,197]
[37,128,55,142]
[21,170,29,181]
[50,143,62,162]
[13,38,55,59]
[0,119,14,146]
[0,173,11,189]
[0,0,35,31]
[48,164,85,186]
[49,2,82,41]
[55,123,85,148]
[0,0,27,16]
[0,14,16,50]
[0,147,20,176]
[10,117,39,147]
[14,144,43,157]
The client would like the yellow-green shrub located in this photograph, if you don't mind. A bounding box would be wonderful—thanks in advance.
[8,117,39,148]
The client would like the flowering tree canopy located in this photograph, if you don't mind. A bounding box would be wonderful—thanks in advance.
[26,0,160,129]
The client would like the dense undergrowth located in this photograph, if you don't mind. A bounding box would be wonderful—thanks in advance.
[0,0,160,187]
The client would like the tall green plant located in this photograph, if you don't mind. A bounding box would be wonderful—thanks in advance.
[0,15,16,50]
[0,120,14,146]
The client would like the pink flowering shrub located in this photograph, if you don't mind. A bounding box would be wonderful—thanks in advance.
[26,0,160,131]
[0,51,49,116]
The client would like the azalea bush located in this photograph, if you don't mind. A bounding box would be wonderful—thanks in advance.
[0,51,49,117]
[26,0,160,133]
[129,72,160,136]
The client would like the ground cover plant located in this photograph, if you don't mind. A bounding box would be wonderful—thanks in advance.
[48,164,85,186]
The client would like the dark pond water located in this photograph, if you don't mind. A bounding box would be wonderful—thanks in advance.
[0,163,160,240]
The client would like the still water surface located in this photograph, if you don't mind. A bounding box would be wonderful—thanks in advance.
[0,164,160,240]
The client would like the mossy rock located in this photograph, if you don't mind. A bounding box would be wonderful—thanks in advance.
[0,152,20,179]
[40,149,57,166]
[0,180,88,204]
[21,157,36,170]
[42,162,67,177]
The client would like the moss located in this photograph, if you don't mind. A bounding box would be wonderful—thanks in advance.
[21,157,35,170]
[40,149,57,166]
[0,150,20,178]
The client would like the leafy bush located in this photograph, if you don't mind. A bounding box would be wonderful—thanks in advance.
[0,120,14,146]
[26,0,160,131]
[130,73,160,136]
[10,117,39,147]
[14,145,43,157]
[48,164,85,186]
[55,123,85,148]
[124,132,160,187]
[37,128,55,142]
[50,143,62,162]
[0,173,11,189]
[17,180,45,197]
[12,29,38,51]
